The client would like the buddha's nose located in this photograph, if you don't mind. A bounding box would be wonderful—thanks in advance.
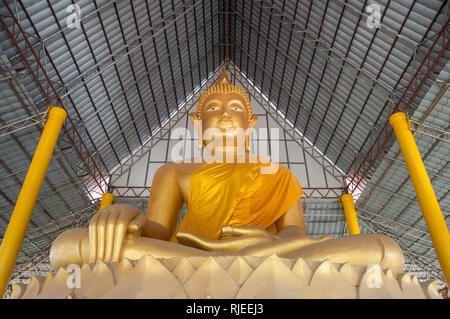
[220,111,231,120]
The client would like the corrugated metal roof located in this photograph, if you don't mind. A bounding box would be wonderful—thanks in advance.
[0,51,93,263]
[357,59,450,283]
[230,0,449,176]
[0,0,448,287]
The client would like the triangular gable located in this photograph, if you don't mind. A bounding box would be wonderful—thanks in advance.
[110,63,346,200]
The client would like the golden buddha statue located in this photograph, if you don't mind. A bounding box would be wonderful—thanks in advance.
[50,68,405,275]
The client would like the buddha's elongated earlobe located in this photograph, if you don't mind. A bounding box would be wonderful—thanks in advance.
[198,133,204,150]
[190,112,204,149]
[245,134,250,153]
[246,115,257,153]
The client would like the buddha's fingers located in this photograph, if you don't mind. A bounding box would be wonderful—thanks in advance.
[176,231,241,251]
[176,231,211,250]
[218,236,276,252]
[104,208,121,263]
[88,212,100,264]
[96,210,110,261]
[127,213,148,235]
[296,235,333,248]
[239,235,334,257]
[221,225,277,240]
[111,209,141,262]
[176,230,274,252]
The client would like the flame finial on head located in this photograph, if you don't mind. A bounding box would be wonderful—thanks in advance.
[217,66,232,85]
[196,67,252,119]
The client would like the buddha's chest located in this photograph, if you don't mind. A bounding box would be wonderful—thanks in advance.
[174,163,205,203]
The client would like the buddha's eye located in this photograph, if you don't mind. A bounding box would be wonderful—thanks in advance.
[231,105,243,112]
[206,105,218,111]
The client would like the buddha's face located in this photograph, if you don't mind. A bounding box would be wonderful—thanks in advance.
[200,92,250,135]
[190,79,258,152]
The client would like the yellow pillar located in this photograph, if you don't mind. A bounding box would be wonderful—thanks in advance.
[98,192,115,210]
[0,107,67,297]
[389,112,450,285]
[341,194,361,235]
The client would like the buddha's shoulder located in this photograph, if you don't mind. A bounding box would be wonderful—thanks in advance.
[155,157,293,176]
[276,162,292,172]
[256,156,291,173]
[155,159,205,177]
[261,162,293,176]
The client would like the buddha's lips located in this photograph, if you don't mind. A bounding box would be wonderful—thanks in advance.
[217,121,233,128]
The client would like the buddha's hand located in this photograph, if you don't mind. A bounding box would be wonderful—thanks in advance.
[88,204,147,263]
[239,226,333,257]
[176,225,280,253]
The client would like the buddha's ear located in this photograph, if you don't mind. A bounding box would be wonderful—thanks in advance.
[190,112,202,132]
[248,114,258,132]
[190,112,204,149]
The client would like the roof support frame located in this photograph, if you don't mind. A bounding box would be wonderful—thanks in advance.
[109,58,222,184]
[359,216,444,283]
[320,0,416,158]
[146,1,172,123]
[232,44,362,160]
[157,1,180,115]
[1,0,111,192]
[27,1,210,109]
[181,0,197,104]
[295,0,335,134]
[43,0,123,166]
[336,0,421,48]
[347,17,450,192]
[0,61,94,204]
[7,0,118,63]
[356,82,449,222]
[252,0,401,99]
[0,57,93,223]
[9,2,218,174]
[92,42,221,162]
[272,0,299,109]
[229,62,346,186]
[231,9,391,138]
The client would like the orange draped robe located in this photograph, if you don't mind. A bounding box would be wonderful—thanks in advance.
[170,160,303,242]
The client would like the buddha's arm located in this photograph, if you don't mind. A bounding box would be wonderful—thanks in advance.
[275,199,307,239]
[236,199,333,256]
[141,163,183,241]
[85,164,183,264]
[176,199,331,253]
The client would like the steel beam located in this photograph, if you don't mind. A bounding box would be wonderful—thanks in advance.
[346,17,449,192]
[0,2,109,192]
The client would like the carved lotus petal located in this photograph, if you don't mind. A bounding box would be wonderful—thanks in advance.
[21,276,43,299]
[420,280,441,299]
[228,256,253,285]
[236,255,311,299]
[9,283,27,299]
[172,257,195,284]
[309,259,356,299]
[399,273,426,299]
[75,260,115,298]
[183,256,239,298]
[38,267,73,299]
[113,258,134,284]
[292,257,312,284]
[104,254,186,298]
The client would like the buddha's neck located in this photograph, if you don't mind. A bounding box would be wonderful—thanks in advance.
[208,145,246,162]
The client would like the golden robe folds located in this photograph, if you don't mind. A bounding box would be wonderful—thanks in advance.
[170,161,303,242]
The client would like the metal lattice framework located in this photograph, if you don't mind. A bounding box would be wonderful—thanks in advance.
[0,0,448,287]
[109,63,348,200]
[0,2,110,193]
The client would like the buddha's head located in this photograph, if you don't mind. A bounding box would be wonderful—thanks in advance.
[190,67,258,152]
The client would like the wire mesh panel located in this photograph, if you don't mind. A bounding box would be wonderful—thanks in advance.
[0,0,448,290]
